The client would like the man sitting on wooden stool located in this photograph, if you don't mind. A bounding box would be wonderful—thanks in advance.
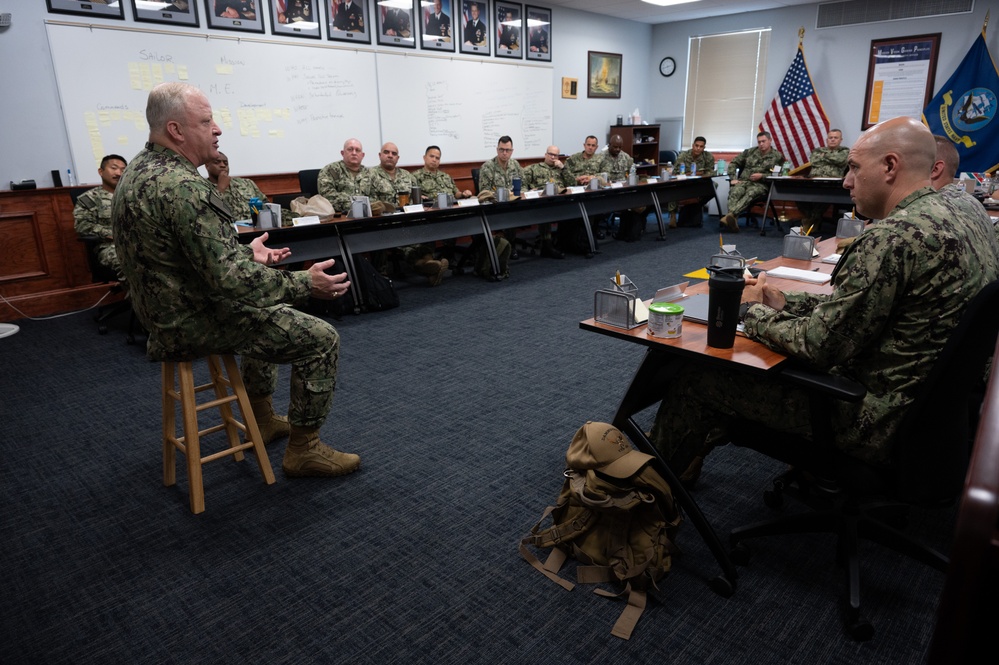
[113,82,360,479]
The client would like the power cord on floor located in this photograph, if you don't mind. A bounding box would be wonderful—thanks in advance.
[0,286,117,321]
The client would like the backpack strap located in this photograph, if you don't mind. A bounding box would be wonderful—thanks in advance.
[518,541,575,591]
[595,582,647,640]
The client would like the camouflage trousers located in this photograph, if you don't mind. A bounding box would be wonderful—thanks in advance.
[726,181,769,217]
[96,242,122,275]
[649,359,814,474]
[234,305,340,430]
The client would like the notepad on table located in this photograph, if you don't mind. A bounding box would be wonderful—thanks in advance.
[765,266,832,284]
[821,253,841,264]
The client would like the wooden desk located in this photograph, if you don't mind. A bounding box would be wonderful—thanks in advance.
[578,238,839,594]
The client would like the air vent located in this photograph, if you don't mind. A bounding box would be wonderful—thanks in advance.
[817,0,974,29]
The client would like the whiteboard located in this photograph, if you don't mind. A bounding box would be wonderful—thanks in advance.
[45,22,381,179]
[375,53,553,163]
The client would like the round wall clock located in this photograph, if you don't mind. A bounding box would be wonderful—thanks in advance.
[659,57,676,77]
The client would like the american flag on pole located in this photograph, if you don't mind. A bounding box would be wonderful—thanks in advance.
[760,45,830,170]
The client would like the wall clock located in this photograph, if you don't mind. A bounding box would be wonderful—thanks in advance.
[659,57,676,77]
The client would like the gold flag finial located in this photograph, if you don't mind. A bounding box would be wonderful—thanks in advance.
[985,10,990,35]
[798,26,805,46]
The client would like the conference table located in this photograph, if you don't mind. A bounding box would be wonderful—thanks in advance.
[759,176,854,236]
[239,176,722,311]
[579,238,839,594]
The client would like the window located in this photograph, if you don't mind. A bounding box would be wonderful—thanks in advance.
[683,28,771,151]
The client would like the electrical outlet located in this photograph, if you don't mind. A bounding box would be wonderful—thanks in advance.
[0,13,11,27]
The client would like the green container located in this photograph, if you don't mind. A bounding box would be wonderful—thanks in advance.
[648,302,684,338]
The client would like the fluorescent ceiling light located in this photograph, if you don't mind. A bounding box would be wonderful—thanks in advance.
[641,0,701,7]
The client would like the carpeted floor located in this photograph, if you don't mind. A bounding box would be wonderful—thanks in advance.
[0,215,951,663]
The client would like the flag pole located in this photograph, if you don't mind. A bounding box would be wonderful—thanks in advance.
[798,26,805,48]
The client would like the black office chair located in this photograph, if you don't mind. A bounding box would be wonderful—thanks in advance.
[727,280,999,641]
[659,149,678,165]
[470,168,480,194]
[70,187,140,342]
[298,168,321,197]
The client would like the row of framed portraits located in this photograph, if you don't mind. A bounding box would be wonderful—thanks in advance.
[47,1,552,61]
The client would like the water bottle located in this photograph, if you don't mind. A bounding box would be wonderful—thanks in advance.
[628,164,637,186]
[691,163,697,177]
[781,161,791,176]
[678,163,686,176]
[67,168,77,187]
[665,162,673,180]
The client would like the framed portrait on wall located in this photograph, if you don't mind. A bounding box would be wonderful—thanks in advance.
[204,0,266,33]
[458,0,489,56]
[494,1,522,59]
[46,0,124,19]
[587,51,621,99]
[132,1,200,27]
[525,5,550,62]
[327,0,370,43]
[271,0,321,38]
[419,0,456,53]
[375,0,416,48]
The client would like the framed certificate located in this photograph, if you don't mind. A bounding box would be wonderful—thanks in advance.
[862,34,940,129]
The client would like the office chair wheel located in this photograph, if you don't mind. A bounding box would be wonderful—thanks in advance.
[763,489,784,510]
[709,574,735,597]
[729,543,752,566]
[845,615,874,642]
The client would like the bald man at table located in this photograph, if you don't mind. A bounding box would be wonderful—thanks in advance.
[650,116,999,487]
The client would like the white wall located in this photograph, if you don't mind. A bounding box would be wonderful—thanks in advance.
[649,2,996,150]
[0,2,650,190]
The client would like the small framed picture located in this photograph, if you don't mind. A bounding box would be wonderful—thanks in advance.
[458,1,489,56]
[588,51,622,99]
[327,0,371,44]
[494,1,522,60]
[46,0,124,19]
[525,5,550,62]
[204,0,266,33]
[419,0,455,52]
[376,0,416,48]
[132,0,200,27]
[271,0,321,38]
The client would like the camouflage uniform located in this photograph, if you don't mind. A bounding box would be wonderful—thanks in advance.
[725,146,785,216]
[112,142,340,430]
[411,168,459,197]
[565,152,602,182]
[218,176,268,221]
[521,162,573,190]
[939,183,994,239]
[668,148,715,215]
[73,186,120,273]
[652,186,999,473]
[317,160,377,212]
[478,156,523,191]
[799,145,850,224]
[599,151,634,181]
[369,165,415,201]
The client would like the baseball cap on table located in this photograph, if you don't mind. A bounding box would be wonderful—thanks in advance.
[565,421,653,479]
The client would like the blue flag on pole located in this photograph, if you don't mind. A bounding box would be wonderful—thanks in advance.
[922,21,999,173]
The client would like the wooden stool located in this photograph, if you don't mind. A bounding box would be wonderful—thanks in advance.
[162,354,276,514]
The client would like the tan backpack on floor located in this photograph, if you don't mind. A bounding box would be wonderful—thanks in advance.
[519,422,682,640]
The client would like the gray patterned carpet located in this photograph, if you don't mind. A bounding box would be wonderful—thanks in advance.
[1,215,950,663]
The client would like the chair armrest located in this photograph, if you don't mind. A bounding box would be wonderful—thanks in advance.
[780,367,867,402]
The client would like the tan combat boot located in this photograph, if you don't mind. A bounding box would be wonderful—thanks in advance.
[414,256,448,286]
[722,213,740,233]
[249,395,290,445]
[283,426,361,478]
[668,212,678,229]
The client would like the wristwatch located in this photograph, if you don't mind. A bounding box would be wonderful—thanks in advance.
[739,301,761,320]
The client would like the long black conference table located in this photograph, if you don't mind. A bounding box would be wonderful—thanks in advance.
[760,176,854,236]
[238,177,721,311]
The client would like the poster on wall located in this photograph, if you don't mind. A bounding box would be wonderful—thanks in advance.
[420,0,456,52]
[862,34,940,129]
[525,5,550,62]
[327,0,371,44]
[271,0,321,38]
[46,0,124,19]
[494,1,522,60]
[458,1,489,56]
[376,0,416,48]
